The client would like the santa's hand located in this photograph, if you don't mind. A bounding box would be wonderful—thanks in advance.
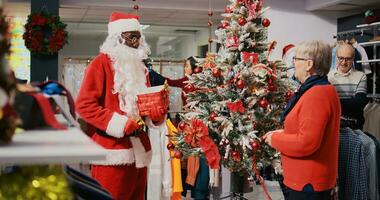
[124,118,142,135]
[149,107,166,124]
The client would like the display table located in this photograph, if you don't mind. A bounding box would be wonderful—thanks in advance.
[0,128,107,165]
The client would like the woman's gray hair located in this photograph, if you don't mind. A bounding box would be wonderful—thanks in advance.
[295,40,332,76]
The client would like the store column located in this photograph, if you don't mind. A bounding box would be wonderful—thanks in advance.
[30,0,59,82]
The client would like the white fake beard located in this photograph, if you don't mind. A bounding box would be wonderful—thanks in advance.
[100,34,151,119]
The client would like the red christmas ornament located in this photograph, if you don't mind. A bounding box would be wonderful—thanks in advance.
[251,140,261,151]
[238,17,247,26]
[184,84,195,92]
[212,68,221,77]
[252,121,257,129]
[209,112,218,122]
[208,37,213,44]
[268,78,274,85]
[262,18,271,27]
[236,0,244,5]
[221,21,229,29]
[174,151,183,159]
[285,90,293,101]
[268,84,277,92]
[258,98,269,108]
[236,79,246,89]
[208,10,213,17]
[178,121,186,130]
[133,5,139,10]
[225,6,233,13]
[193,67,203,74]
[208,20,213,27]
[167,142,175,150]
[231,151,241,161]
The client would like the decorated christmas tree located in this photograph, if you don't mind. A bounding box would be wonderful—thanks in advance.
[0,9,19,143]
[170,0,293,177]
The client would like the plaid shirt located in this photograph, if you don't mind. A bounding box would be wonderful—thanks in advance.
[338,127,369,200]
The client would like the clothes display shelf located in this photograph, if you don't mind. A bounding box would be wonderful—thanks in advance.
[0,127,107,165]
[356,22,380,99]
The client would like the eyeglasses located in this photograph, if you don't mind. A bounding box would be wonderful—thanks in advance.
[121,32,141,43]
[337,56,353,62]
[292,56,311,62]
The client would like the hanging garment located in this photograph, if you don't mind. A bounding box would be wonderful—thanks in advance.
[364,102,380,139]
[166,119,183,200]
[354,129,379,200]
[365,132,380,199]
[147,118,172,200]
[338,127,369,200]
[352,41,371,75]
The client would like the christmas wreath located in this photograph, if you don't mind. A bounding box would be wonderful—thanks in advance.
[23,11,68,56]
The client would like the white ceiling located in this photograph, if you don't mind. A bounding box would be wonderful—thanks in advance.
[3,0,380,40]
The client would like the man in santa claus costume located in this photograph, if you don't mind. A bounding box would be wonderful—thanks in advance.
[76,12,166,200]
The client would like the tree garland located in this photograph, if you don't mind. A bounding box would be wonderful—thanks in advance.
[23,11,68,56]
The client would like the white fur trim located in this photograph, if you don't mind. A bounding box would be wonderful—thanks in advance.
[108,19,141,35]
[90,149,135,165]
[130,136,152,168]
[106,113,128,138]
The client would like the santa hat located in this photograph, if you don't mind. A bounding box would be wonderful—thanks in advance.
[282,44,295,58]
[108,12,141,35]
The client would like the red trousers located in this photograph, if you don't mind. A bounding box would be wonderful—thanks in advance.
[91,164,147,200]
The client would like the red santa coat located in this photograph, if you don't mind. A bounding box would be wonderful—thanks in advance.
[76,53,152,167]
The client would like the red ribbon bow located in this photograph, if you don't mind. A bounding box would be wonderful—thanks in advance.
[242,51,259,64]
[227,100,246,113]
[183,119,221,169]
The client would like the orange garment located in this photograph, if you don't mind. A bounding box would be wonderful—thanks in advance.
[166,119,183,200]
[271,85,341,192]
[186,156,200,186]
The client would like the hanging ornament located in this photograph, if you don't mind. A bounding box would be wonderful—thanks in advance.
[208,10,213,17]
[209,112,218,122]
[194,67,203,74]
[258,98,269,108]
[231,151,241,161]
[236,0,244,5]
[208,20,213,27]
[167,142,175,150]
[178,121,186,130]
[262,18,271,27]
[133,5,139,10]
[208,37,213,44]
[238,17,247,26]
[221,21,229,29]
[236,79,246,89]
[184,84,195,92]
[268,84,277,92]
[251,140,261,151]
[174,151,183,159]
[252,121,257,129]
[212,68,221,77]
[285,90,293,102]
[224,138,230,145]
[225,6,233,13]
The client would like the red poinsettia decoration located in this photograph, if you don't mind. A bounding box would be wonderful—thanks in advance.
[183,119,221,169]
[23,11,68,56]
[227,99,246,113]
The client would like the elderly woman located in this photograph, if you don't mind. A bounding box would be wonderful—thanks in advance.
[264,41,341,200]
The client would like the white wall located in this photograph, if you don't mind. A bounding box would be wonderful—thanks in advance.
[265,0,337,59]
[176,35,197,59]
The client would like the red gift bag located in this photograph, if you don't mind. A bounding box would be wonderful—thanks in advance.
[136,83,169,117]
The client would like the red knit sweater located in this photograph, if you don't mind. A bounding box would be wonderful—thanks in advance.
[271,85,341,192]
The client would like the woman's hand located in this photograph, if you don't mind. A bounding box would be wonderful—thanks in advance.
[263,129,282,146]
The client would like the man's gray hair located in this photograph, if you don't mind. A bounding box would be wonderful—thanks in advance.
[295,40,332,76]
